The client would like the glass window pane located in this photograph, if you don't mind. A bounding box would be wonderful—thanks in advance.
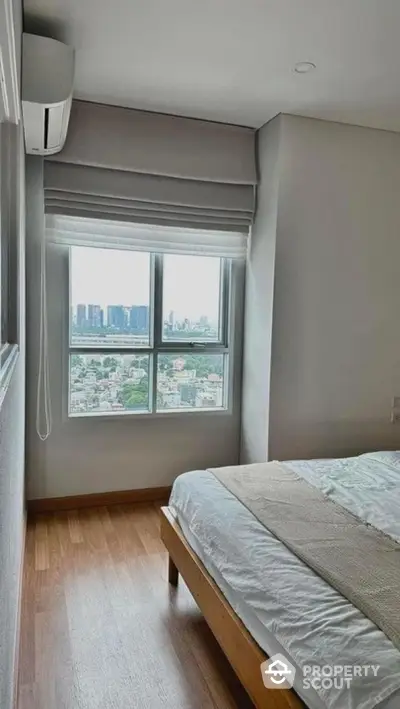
[69,354,150,416]
[70,247,151,347]
[156,353,226,411]
[1,123,11,347]
[162,255,222,342]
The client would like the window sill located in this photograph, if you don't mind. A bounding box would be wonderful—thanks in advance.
[0,344,19,410]
[66,407,231,422]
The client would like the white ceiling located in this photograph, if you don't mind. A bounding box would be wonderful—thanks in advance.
[24,0,400,130]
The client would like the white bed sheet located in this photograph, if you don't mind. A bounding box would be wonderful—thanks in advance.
[169,452,400,709]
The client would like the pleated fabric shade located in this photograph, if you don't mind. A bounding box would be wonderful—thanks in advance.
[46,214,248,259]
[44,101,257,234]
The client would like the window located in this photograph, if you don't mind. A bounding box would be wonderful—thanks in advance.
[68,247,231,416]
[70,248,151,348]
[0,123,12,348]
[162,255,222,342]
[0,121,18,374]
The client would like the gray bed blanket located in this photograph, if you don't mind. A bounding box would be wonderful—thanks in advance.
[211,461,400,650]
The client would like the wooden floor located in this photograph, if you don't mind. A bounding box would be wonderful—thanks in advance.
[18,503,254,709]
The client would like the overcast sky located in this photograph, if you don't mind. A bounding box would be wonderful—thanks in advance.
[71,247,221,323]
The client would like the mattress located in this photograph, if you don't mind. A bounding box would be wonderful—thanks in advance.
[169,451,400,709]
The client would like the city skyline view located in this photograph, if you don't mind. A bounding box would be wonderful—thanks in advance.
[69,246,226,415]
[71,302,217,330]
[71,247,221,324]
[73,303,150,329]
[71,300,219,346]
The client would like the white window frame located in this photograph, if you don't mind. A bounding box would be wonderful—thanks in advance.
[0,0,20,125]
[0,0,21,404]
[67,249,238,418]
[0,122,19,406]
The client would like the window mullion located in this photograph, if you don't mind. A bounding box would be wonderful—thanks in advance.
[221,259,231,348]
[155,345,229,354]
[153,253,163,349]
[151,253,163,412]
[69,347,154,355]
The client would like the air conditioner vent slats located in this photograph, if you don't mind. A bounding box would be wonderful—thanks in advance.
[44,107,50,150]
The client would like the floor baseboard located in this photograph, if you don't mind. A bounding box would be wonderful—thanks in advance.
[27,486,172,514]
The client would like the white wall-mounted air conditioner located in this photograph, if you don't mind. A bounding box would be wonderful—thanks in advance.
[22,33,74,156]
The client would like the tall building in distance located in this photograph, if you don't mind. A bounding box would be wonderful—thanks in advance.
[74,304,149,332]
[87,304,102,328]
[76,304,87,328]
[107,305,127,330]
[106,306,113,328]
[139,305,149,331]
[129,305,149,331]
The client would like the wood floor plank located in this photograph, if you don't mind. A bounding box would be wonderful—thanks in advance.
[67,509,84,544]
[34,516,50,571]
[19,523,36,687]
[18,503,254,709]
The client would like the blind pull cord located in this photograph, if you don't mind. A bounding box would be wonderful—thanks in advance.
[36,226,52,440]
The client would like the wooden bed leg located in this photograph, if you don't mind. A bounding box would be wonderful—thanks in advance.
[168,554,179,586]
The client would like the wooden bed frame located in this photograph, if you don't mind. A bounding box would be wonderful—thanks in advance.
[160,506,304,709]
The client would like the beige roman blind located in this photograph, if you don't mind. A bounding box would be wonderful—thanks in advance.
[44,101,257,233]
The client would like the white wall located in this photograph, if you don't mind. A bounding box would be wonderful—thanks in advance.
[26,158,244,499]
[241,115,281,462]
[269,115,400,459]
[242,113,400,463]
[0,2,26,707]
